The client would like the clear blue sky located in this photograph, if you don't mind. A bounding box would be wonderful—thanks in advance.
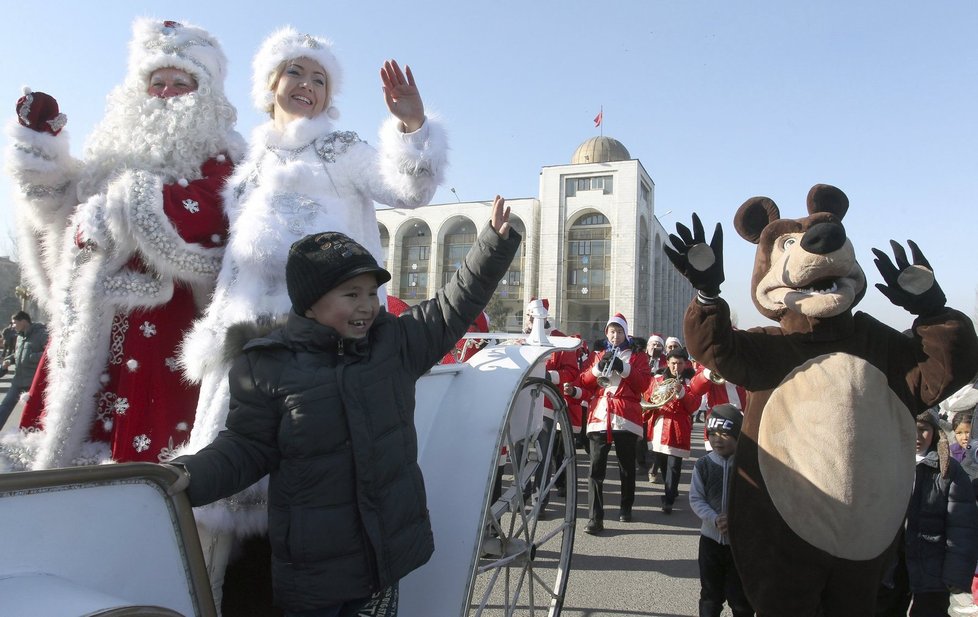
[2,1,975,330]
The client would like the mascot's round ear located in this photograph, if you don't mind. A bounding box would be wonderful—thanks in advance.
[734,196,780,244]
[807,184,849,219]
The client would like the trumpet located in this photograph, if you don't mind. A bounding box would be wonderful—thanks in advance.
[596,348,622,388]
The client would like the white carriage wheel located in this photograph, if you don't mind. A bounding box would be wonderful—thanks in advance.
[466,377,577,616]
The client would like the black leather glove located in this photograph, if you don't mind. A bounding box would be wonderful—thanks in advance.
[872,239,946,317]
[596,350,614,372]
[611,357,624,373]
[663,213,724,297]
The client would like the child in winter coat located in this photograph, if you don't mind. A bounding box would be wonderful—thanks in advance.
[689,404,753,617]
[950,411,973,464]
[877,410,978,617]
[167,197,519,616]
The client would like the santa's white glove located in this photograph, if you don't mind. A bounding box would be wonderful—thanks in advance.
[949,591,978,615]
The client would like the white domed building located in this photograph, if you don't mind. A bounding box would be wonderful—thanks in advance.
[375,136,692,344]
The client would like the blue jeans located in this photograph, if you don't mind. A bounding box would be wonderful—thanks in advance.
[284,584,398,617]
[0,386,25,428]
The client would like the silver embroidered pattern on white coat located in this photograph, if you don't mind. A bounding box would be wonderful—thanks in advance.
[177,112,448,535]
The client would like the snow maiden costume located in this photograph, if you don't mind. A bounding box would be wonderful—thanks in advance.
[178,26,447,546]
[1,19,242,470]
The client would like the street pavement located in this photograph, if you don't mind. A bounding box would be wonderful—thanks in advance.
[555,433,734,617]
[0,371,17,433]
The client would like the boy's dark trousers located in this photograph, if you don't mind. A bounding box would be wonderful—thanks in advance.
[587,431,637,520]
[698,535,753,617]
[656,452,684,505]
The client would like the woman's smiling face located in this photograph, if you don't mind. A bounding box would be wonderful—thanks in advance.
[273,57,328,126]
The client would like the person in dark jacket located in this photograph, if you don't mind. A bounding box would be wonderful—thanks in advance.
[689,404,753,617]
[877,410,978,616]
[0,311,47,427]
[168,196,519,616]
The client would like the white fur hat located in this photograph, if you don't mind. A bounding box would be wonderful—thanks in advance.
[126,18,228,94]
[665,336,682,347]
[252,26,342,119]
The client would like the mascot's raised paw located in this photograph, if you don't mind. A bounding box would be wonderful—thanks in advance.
[872,239,946,316]
[663,213,724,297]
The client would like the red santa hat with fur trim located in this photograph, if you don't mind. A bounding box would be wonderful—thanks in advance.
[126,18,228,95]
[252,26,343,119]
[606,313,628,337]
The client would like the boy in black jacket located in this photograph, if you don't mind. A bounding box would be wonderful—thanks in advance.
[167,197,519,616]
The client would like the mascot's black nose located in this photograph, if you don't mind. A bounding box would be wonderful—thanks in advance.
[800,222,846,255]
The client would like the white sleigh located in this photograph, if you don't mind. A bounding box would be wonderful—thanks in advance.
[0,335,580,617]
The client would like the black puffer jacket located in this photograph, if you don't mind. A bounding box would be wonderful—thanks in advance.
[179,223,519,610]
[905,451,978,593]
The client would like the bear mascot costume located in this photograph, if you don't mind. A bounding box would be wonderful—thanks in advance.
[664,183,978,615]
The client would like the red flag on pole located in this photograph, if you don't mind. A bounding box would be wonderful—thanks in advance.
[594,110,603,127]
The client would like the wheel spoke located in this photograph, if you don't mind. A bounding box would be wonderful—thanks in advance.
[468,376,577,617]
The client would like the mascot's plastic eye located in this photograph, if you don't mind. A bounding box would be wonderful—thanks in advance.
[782,237,797,250]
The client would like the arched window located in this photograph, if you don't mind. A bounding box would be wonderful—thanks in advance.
[566,213,611,300]
[493,216,526,332]
[498,216,526,301]
[565,212,611,343]
[441,217,477,286]
[378,224,390,270]
[399,221,431,300]
[638,218,650,312]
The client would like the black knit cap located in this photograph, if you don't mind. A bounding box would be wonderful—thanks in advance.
[286,231,391,315]
[665,347,689,361]
[707,403,743,438]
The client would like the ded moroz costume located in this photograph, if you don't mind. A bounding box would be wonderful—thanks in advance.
[2,18,243,469]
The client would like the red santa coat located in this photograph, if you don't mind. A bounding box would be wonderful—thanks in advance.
[646,373,702,457]
[688,368,748,449]
[560,374,588,432]
[563,346,596,431]
[20,157,232,466]
[581,347,652,441]
[542,328,581,422]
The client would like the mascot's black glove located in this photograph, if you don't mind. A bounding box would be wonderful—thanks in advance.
[872,240,946,317]
[663,213,724,298]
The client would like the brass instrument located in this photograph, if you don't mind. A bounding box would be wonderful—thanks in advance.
[707,369,726,385]
[645,378,682,409]
[596,348,622,388]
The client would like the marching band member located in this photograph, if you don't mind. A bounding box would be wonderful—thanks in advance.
[645,347,701,514]
[579,313,651,534]
[689,366,748,450]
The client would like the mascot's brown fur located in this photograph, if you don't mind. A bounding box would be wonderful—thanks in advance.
[665,184,978,616]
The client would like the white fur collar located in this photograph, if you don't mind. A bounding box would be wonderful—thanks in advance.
[256,114,337,150]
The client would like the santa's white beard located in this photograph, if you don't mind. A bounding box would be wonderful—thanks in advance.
[78,85,237,199]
